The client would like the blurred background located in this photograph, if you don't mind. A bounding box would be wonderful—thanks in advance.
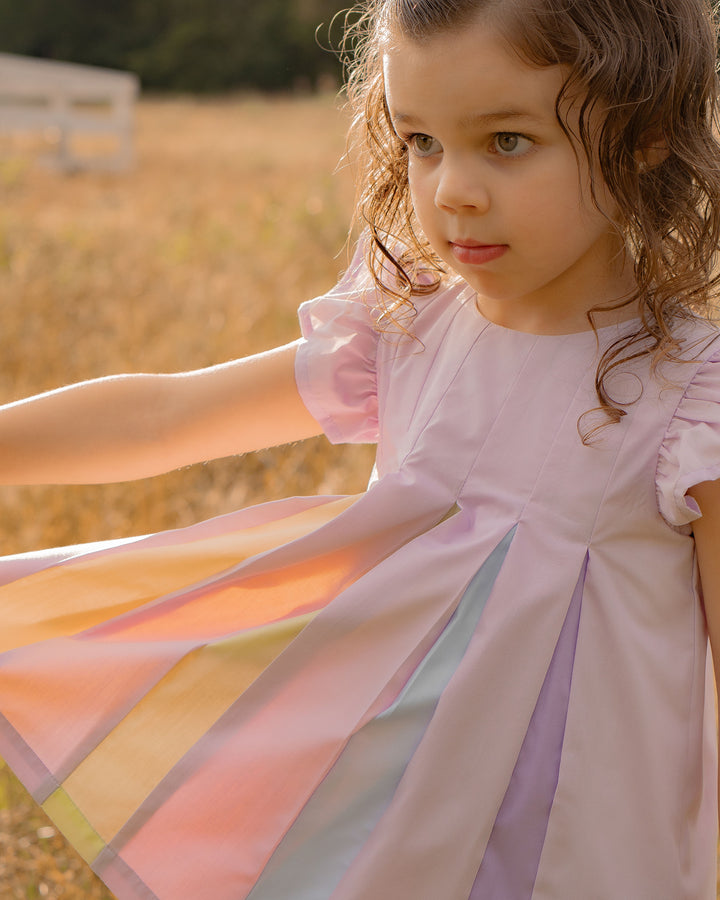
[0,0,349,92]
[0,3,377,897]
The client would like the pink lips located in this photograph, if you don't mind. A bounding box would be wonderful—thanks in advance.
[450,242,508,266]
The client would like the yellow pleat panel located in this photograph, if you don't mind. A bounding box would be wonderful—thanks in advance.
[42,787,107,865]
[0,601,168,657]
[0,496,357,653]
[61,611,317,842]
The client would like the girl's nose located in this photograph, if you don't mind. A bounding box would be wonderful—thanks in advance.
[434,159,490,214]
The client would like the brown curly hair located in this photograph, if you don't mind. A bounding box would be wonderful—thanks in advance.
[341,0,720,434]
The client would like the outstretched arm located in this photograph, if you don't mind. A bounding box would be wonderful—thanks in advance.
[689,478,720,826]
[0,341,322,485]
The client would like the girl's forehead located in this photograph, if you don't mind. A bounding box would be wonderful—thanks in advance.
[382,22,566,126]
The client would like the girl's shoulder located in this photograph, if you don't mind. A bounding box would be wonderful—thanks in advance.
[655,315,720,528]
[294,251,471,445]
[299,241,471,351]
[671,313,720,361]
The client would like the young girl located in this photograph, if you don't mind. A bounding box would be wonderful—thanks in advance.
[1,0,720,898]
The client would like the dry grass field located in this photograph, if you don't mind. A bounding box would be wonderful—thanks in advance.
[0,93,374,899]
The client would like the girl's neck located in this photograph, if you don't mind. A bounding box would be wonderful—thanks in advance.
[470,235,640,335]
[473,279,642,336]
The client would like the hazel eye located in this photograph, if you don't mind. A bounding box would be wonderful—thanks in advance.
[409,134,442,157]
[493,133,533,157]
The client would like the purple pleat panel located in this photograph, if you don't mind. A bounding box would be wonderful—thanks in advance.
[470,554,586,899]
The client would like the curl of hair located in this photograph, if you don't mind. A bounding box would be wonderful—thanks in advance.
[341,0,720,439]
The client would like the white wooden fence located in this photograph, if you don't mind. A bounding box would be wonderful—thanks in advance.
[0,53,140,172]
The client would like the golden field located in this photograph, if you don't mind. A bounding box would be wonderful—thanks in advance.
[0,93,374,899]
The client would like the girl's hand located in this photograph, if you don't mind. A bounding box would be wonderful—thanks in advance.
[0,341,322,485]
[689,478,720,824]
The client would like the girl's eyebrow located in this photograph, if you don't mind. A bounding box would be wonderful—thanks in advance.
[392,109,543,129]
[459,109,543,128]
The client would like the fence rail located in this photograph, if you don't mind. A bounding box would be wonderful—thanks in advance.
[0,53,140,172]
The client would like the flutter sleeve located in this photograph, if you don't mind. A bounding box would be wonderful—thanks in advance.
[656,348,720,526]
[295,242,380,444]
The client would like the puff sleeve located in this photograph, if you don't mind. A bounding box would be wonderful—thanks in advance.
[295,243,380,444]
[656,348,720,526]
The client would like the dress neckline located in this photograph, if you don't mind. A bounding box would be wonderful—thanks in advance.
[454,283,642,339]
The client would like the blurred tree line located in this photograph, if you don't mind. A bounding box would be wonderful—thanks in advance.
[0,0,352,91]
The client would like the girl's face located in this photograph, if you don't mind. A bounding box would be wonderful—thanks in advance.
[383,21,636,334]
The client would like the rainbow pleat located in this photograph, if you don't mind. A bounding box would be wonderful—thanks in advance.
[1,495,374,891]
[0,491,580,900]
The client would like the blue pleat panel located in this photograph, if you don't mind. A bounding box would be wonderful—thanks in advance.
[247,527,515,900]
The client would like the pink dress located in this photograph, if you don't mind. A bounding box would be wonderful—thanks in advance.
[0,244,718,899]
